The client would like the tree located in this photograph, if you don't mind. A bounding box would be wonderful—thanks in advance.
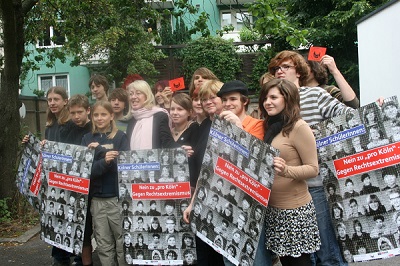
[0,0,206,200]
[159,17,191,56]
[248,0,391,95]
[23,0,166,85]
[284,0,390,94]
[248,0,308,49]
[181,36,242,84]
[0,0,38,200]
[22,0,213,86]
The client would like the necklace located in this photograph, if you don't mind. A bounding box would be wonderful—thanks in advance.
[173,122,190,136]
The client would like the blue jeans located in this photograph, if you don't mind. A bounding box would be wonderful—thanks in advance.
[254,224,273,266]
[309,186,348,266]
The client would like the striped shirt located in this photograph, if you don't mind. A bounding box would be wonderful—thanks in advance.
[299,86,355,187]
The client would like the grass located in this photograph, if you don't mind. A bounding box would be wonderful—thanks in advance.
[0,193,39,239]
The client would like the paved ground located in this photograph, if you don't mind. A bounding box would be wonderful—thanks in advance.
[0,225,101,265]
[1,225,400,265]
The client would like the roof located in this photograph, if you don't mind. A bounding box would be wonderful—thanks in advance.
[356,0,399,25]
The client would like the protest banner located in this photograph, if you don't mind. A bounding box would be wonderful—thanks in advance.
[191,116,278,266]
[39,141,93,255]
[312,95,400,263]
[16,132,42,211]
[118,148,196,265]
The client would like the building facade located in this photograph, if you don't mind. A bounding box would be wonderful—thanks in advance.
[20,0,253,97]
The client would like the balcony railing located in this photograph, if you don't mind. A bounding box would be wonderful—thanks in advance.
[145,0,174,9]
[216,0,253,6]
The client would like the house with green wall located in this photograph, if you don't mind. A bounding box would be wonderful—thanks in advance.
[20,43,92,97]
[20,0,253,97]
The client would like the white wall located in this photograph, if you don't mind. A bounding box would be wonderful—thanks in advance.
[357,0,400,105]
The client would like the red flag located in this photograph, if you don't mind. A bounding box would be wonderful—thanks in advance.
[308,46,327,61]
[169,77,185,91]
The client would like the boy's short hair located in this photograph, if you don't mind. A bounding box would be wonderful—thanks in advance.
[109,88,128,102]
[89,74,109,93]
[165,199,175,208]
[68,94,90,110]
[349,198,358,205]
[268,50,309,86]
[201,169,211,178]
[326,182,336,191]
[361,173,370,182]
[382,166,398,178]
[336,222,346,230]
[183,248,194,256]
[166,216,176,223]
[345,179,354,185]
[175,149,186,156]
[242,194,252,205]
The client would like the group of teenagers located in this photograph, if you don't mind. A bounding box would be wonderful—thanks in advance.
[27,49,366,266]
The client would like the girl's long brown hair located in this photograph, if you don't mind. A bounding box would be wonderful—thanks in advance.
[258,79,301,137]
[189,67,219,98]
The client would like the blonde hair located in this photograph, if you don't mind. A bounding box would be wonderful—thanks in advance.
[198,80,224,100]
[127,80,155,110]
[91,101,118,139]
[259,72,274,87]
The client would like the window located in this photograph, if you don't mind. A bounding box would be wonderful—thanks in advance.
[38,74,69,95]
[37,25,65,48]
[221,10,252,32]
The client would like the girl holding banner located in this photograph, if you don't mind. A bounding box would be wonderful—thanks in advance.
[259,79,321,266]
[82,101,130,265]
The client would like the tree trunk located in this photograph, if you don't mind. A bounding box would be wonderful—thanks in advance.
[0,0,24,199]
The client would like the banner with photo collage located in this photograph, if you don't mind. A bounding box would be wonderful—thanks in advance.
[39,141,94,256]
[117,148,196,265]
[311,95,400,263]
[16,132,42,211]
[191,117,278,266]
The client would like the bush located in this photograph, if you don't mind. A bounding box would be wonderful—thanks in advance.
[0,197,12,223]
[239,27,261,43]
[180,36,242,83]
[159,17,190,56]
[248,47,277,94]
